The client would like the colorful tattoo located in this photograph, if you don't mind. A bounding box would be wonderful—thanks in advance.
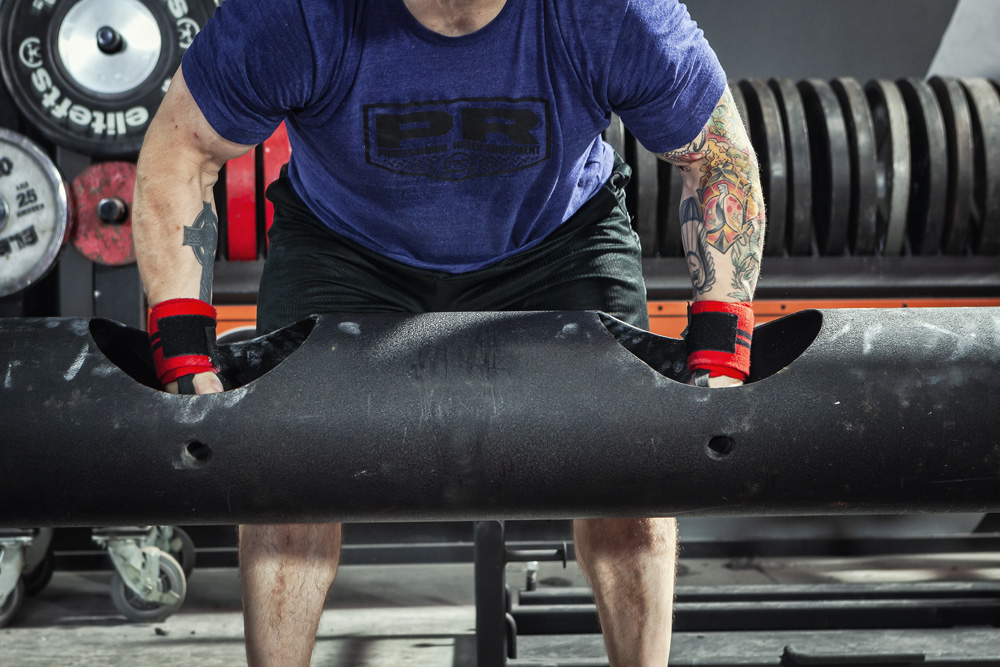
[679,196,715,294]
[182,202,218,303]
[658,88,766,302]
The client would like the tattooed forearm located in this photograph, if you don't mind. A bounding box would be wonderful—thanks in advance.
[658,87,766,303]
[660,129,706,165]
[679,196,715,294]
[182,202,218,303]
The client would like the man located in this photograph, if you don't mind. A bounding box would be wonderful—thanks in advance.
[132,0,765,664]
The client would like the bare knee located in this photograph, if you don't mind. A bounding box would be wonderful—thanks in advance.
[239,523,342,580]
[574,518,677,569]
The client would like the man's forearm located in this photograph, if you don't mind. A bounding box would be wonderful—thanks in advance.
[133,131,221,306]
[659,87,766,302]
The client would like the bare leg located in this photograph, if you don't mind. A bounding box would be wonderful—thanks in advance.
[573,517,678,666]
[240,523,342,667]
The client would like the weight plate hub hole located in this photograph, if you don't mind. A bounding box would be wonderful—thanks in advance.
[57,0,162,95]
[70,161,137,265]
[0,0,216,156]
[0,129,69,298]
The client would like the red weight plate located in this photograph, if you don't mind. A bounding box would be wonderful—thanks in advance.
[225,148,257,261]
[70,161,136,266]
[262,122,291,248]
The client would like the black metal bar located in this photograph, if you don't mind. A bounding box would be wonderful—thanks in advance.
[475,520,507,667]
[781,644,925,666]
[517,582,1000,606]
[213,259,264,304]
[511,598,1000,634]
[643,256,1000,300]
[55,246,94,318]
[0,295,23,317]
[93,263,143,329]
[1,308,999,526]
[506,547,566,564]
[510,628,1000,667]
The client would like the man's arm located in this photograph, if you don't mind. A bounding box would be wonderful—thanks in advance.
[133,65,256,393]
[658,87,765,386]
[658,86,765,303]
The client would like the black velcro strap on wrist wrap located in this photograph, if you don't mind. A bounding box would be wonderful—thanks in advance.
[686,311,741,354]
[177,375,197,395]
[151,314,217,359]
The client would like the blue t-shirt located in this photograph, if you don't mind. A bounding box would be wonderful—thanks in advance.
[183,0,725,272]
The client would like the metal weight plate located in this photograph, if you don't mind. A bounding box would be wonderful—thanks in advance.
[602,113,627,160]
[831,78,879,256]
[864,80,910,256]
[729,81,750,129]
[739,79,787,257]
[897,79,948,256]
[0,129,68,297]
[0,0,216,156]
[632,136,660,257]
[769,78,813,256]
[797,79,851,256]
[960,78,1000,255]
[225,148,257,261]
[929,76,975,255]
[656,157,682,257]
[69,161,136,265]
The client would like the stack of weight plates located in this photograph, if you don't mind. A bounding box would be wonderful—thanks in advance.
[615,77,1000,260]
[0,0,217,298]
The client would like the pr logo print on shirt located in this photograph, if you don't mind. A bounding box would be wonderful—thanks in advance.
[363,97,550,180]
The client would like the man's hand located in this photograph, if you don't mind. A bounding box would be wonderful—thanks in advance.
[704,375,742,388]
[688,370,743,388]
[164,372,224,395]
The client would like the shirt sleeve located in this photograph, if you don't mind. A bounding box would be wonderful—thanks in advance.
[181,0,320,145]
[607,0,727,153]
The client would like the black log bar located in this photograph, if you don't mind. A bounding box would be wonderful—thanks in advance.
[0,307,998,527]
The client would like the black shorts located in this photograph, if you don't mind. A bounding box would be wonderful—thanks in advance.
[256,159,649,334]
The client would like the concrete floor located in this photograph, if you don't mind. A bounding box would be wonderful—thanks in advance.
[2,563,483,667]
[3,554,1000,665]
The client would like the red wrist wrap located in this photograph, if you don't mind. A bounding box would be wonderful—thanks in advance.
[148,298,218,385]
[686,301,754,381]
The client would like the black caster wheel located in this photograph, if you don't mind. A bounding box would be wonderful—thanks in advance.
[168,528,196,579]
[22,548,55,597]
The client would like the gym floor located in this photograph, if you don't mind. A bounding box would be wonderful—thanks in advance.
[3,553,1000,666]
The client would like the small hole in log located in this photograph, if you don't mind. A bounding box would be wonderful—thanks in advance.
[182,441,213,468]
[707,436,734,460]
